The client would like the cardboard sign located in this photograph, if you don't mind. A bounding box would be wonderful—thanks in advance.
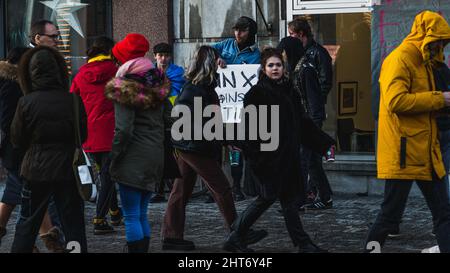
[215,64,260,123]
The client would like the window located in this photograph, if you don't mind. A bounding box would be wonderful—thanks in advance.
[289,0,377,16]
[294,13,374,154]
[5,0,112,76]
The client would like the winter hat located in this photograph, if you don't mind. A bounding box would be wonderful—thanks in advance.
[112,33,150,64]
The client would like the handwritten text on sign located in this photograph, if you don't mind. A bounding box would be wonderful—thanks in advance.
[215,64,260,123]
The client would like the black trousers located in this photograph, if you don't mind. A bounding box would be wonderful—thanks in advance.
[90,152,119,218]
[232,195,311,247]
[11,178,87,253]
[300,120,332,201]
[366,177,450,252]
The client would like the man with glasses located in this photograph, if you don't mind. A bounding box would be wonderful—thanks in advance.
[29,20,60,48]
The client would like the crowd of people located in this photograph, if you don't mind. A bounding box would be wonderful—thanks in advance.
[0,10,449,253]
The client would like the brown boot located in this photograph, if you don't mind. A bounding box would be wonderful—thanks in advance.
[40,227,65,253]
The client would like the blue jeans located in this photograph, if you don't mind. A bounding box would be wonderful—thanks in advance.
[118,184,151,242]
[440,129,450,199]
[1,168,22,205]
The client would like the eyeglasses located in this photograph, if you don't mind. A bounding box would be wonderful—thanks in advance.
[267,63,283,68]
[39,33,60,40]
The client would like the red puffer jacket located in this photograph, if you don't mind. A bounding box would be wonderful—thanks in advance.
[71,59,118,153]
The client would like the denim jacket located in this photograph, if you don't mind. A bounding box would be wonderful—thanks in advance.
[212,38,260,65]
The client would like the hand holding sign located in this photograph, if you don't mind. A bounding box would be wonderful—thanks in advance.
[215,64,260,123]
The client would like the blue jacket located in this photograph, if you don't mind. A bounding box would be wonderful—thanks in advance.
[212,38,260,65]
[160,63,185,105]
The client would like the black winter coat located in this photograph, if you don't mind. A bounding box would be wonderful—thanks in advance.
[172,80,223,159]
[242,75,335,200]
[0,61,24,170]
[11,47,87,182]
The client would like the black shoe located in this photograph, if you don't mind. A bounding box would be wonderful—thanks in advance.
[223,232,255,253]
[244,229,268,245]
[387,228,402,239]
[204,195,215,203]
[298,241,328,253]
[127,238,148,253]
[150,194,166,203]
[109,209,123,226]
[300,198,333,211]
[162,238,195,251]
[0,226,6,247]
[93,218,115,235]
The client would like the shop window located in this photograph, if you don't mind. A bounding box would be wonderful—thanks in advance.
[294,13,374,154]
[5,0,112,76]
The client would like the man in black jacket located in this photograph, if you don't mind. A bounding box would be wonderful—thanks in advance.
[292,18,334,210]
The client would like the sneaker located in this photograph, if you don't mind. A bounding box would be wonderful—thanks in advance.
[150,194,166,203]
[109,209,123,226]
[93,218,115,235]
[300,198,333,211]
[298,241,328,253]
[162,238,195,251]
[422,245,440,253]
[40,227,66,253]
[0,226,6,247]
[324,145,336,162]
[387,228,402,239]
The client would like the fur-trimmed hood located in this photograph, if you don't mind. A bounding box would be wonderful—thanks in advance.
[105,57,171,109]
[0,61,18,82]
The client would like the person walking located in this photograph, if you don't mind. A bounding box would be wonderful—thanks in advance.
[365,11,450,253]
[0,47,29,247]
[105,33,172,253]
[71,36,123,235]
[10,46,88,253]
[223,48,335,253]
[162,46,266,251]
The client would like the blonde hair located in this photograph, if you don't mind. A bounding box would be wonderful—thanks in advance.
[185,46,220,85]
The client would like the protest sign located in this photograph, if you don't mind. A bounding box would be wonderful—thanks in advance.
[215,64,260,123]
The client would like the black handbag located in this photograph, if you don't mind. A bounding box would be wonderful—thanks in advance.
[72,94,97,202]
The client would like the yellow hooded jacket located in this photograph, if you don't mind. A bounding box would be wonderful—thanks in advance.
[377,11,450,181]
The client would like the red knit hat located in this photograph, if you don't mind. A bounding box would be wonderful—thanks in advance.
[112,33,150,64]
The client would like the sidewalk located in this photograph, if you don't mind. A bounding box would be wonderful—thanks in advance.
[0,184,436,253]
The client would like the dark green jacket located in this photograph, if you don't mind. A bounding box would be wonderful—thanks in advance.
[105,69,173,191]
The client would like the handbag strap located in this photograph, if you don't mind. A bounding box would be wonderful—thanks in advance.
[72,93,82,148]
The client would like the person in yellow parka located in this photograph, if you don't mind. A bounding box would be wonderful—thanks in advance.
[366,10,450,253]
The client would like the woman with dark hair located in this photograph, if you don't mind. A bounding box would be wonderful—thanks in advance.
[71,36,123,235]
[161,46,267,251]
[10,46,88,253]
[223,48,335,253]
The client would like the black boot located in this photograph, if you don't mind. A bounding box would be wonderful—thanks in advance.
[127,238,147,253]
[142,236,150,253]
[223,231,254,253]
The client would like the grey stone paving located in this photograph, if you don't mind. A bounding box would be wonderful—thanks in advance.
[0,181,438,253]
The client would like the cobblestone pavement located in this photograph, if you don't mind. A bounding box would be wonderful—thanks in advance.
[0,184,437,253]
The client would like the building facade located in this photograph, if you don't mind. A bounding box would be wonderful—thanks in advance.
[1,0,449,194]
